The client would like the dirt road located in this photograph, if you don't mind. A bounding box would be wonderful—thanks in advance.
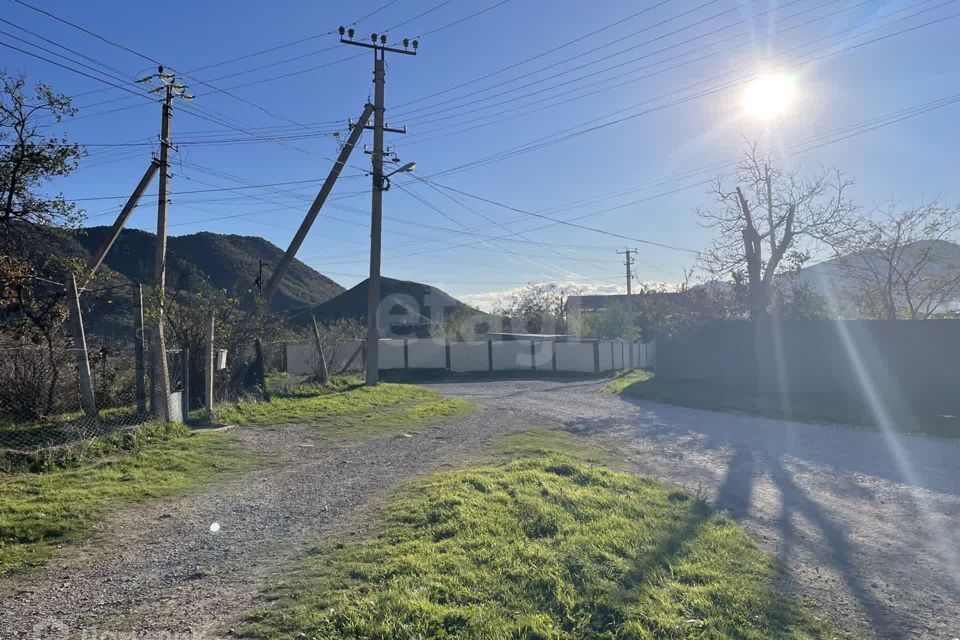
[2,378,957,639]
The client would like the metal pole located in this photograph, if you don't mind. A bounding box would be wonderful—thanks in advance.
[365,50,386,386]
[67,273,97,417]
[134,283,146,413]
[151,82,173,421]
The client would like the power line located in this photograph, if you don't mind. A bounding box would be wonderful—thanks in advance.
[393,0,678,110]
[423,3,960,179]
[13,0,160,65]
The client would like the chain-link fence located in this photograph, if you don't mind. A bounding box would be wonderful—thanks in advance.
[0,338,147,464]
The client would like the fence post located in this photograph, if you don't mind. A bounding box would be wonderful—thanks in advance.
[551,340,557,371]
[530,340,536,371]
[487,339,494,372]
[445,339,451,370]
[593,341,600,373]
[181,347,190,421]
[205,312,215,419]
[403,338,409,369]
[134,283,146,414]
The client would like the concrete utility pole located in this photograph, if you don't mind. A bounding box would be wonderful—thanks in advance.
[67,273,96,417]
[63,159,160,417]
[205,311,215,419]
[339,27,417,386]
[617,248,639,369]
[617,248,638,296]
[145,66,193,421]
[134,283,146,414]
[259,102,374,305]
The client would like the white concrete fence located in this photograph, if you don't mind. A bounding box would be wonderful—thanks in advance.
[285,338,654,376]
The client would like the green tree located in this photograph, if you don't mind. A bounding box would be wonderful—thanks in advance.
[0,70,83,236]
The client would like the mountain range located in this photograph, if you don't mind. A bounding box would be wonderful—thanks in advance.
[7,224,473,338]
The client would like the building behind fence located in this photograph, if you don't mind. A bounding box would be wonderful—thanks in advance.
[284,337,654,376]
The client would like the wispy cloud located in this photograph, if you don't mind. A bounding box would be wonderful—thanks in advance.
[459,279,677,312]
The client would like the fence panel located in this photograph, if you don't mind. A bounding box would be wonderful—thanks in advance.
[532,340,554,370]
[450,341,489,372]
[407,339,446,368]
[492,340,533,370]
[613,342,624,369]
[597,342,613,371]
[555,342,595,372]
[378,339,405,369]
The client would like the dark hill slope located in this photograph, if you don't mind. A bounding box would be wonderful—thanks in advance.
[305,276,480,336]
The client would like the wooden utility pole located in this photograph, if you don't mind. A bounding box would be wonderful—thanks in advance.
[339,27,417,386]
[67,273,96,417]
[617,248,638,369]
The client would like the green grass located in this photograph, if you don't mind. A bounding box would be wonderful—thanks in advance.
[0,404,144,451]
[244,431,842,639]
[0,424,248,574]
[602,370,654,395]
[213,376,473,438]
[604,370,960,438]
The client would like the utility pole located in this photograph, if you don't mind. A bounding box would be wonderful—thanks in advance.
[259,101,374,304]
[67,273,96,417]
[617,248,639,369]
[339,26,417,386]
[134,283,146,414]
[146,65,193,421]
[617,248,638,296]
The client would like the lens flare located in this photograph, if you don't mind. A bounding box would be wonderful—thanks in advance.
[743,72,796,121]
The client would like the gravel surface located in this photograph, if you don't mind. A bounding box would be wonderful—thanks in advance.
[2,378,958,639]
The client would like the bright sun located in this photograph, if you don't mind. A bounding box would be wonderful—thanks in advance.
[743,72,797,121]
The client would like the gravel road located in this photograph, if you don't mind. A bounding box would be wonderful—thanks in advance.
[2,378,958,639]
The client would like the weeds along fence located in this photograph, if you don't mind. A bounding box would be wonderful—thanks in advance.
[0,339,144,456]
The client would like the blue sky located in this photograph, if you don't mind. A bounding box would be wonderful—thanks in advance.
[4,0,959,309]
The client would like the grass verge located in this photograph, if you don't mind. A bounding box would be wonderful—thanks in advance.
[244,430,841,639]
[213,376,472,438]
[0,424,248,575]
[604,370,960,438]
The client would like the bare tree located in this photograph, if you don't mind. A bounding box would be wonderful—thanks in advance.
[0,71,83,236]
[492,283,579,334]
[698,144,857,321]
[836,202,960,320]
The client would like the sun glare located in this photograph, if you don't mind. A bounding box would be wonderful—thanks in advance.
[743,72,797,121]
